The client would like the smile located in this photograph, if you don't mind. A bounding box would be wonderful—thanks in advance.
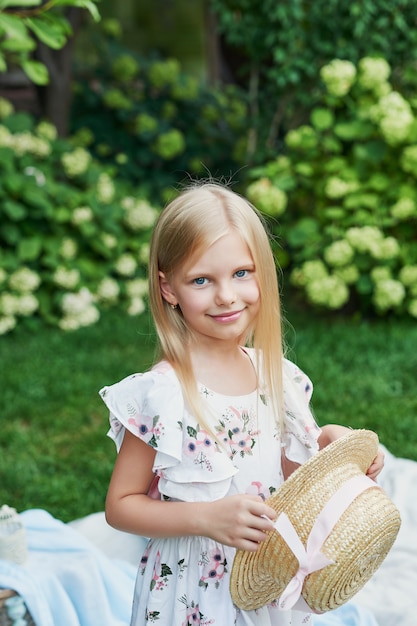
[210,310,243,323]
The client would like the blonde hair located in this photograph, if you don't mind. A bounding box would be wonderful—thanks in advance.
[148,182,284,432]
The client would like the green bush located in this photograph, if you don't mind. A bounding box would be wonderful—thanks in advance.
[211,0,417,159]
[0,102,157,335]
[71,20,249,200]
[246,57,417,318]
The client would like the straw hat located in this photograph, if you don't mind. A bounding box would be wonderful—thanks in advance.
[230,429,401,613]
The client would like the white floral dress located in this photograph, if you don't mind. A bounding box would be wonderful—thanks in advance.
[100,349,321,626]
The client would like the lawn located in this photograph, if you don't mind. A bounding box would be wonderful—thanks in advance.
[1,302,416,522]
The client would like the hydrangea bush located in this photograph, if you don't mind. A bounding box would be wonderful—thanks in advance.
[0,103,157,335]
[71,19,248,201]
[246,57,417,318]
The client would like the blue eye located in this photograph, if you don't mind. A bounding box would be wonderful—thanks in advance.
[193,277,207,285]
[235,270,248,278]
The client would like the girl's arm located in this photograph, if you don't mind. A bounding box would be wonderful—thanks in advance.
[319,423,384,480]
[105,429,277,552]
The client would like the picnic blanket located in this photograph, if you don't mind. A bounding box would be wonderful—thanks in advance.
[0,445,415,626]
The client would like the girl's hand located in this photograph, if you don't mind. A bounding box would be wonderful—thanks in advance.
[319,424,385,481]
[366,446,385,481]
[201,494,276,552]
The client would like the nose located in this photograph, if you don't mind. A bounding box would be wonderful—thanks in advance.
[214,280,236,306]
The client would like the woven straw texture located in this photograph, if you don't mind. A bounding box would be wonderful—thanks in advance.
[0,590,36,626]
[230,429,401,613]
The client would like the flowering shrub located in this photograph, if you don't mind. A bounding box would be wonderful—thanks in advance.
[71,21,248,201]
[0,103,157,335]
[246,57,417,318]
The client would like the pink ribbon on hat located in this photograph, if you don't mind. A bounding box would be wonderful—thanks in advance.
[271,473,379,611]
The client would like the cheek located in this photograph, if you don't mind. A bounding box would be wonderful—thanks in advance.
[245,281,260,304]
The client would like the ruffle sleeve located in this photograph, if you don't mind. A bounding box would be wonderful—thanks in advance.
[282,358,321,464]
[99,363,238,502]
[99,363,184,471]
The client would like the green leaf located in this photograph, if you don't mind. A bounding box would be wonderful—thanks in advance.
[21,58,49,85]
[0,51,7,71]
[3,200,26,220]
[18,237,42,261]
[0,13,29,39]
[53,0,101,22]
[25,16,67,49]
[1,35,35,52]
[0,0,42,7]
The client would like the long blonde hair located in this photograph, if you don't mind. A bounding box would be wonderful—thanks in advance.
[148,182,285,431]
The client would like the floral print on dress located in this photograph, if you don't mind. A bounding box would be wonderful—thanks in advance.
[127,412,164,448]
[179,422,219,471]
[150,550,172,592]
[178,596,214,626]
[103,353,320,626]
[215,405,259,459]
[198,546,228,590]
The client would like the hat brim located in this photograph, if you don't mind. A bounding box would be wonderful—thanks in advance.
[230,429,401,612]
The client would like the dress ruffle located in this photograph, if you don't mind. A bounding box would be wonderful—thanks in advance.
[100,363,238,502]
[282,358,321,464]
[100,355,320,502]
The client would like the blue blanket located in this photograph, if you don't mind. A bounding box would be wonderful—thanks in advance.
[0,509,136,626]
[0,509,379,626]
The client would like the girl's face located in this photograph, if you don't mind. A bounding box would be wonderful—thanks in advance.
[160,230,260,348]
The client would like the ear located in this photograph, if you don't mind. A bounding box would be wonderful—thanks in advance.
[159,271,177,306]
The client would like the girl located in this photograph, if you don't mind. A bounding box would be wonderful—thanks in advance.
[100,182,383,626]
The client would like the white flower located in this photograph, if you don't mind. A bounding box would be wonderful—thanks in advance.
[53,267,80,290]
[371,92,413,145]
[97,173,115,203]
[60,238,78,260]
[368,236,400,260]
[346,226,384,253]
[320,60,357,97]
[115,254,137,276]
[290,260,328,287]
[399,265,417,287]
[36,120,57,141]
[324,177,355,199]
[101,233,118,249]
[371,267,392,283]
[0,293,18,315]
[61,287,95,316]
[96,277,120,301]
[0,315,16,334]
[9,267,41,293]
[373,279,405,311]
[324,240,354,267]
[126,278,148,298]
[127,297,146,316]
[72,206,94,225]
[246,178,287,217]
[390,197,416,220]
[306,275,349,309]
[61,148,91,177]
[15,293,39,316]
[358,57,391,89]
[59,288,100,330]
[122,198,159,230]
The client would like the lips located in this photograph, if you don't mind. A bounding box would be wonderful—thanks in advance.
[210,310,243,323]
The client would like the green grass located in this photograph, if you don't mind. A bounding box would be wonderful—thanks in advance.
[1,305,416,522]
